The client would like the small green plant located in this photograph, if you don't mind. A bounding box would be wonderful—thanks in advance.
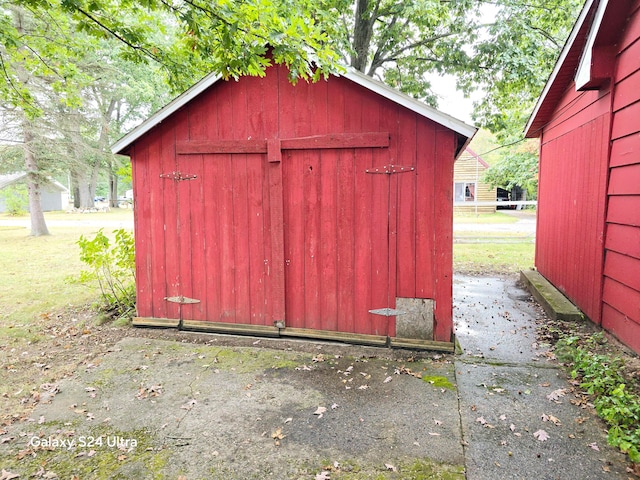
[77,228,136,321]
[0,184,28,216]
[557,334,640,463]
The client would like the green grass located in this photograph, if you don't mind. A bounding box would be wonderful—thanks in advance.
[0,208,134,222]
[0,226,115,324]
[453,242,535,274]
[453,211,519,224]
[44,208,134,221]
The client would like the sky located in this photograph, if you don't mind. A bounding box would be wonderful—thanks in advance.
[429,74,480,125]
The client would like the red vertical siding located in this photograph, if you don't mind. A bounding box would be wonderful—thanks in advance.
[433,128,455,341]
[603,6,640,352]
[536,84,610,324]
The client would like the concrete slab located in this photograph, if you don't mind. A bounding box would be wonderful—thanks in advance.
[0,338,464,479]
[454,274,630,479]
[520,269,584,322]
[0,274,633,479]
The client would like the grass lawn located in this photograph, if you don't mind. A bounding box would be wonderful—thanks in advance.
[0,226,103,326]
[43,207,134,221]
[453,211,519,224]
[453,242,535,275]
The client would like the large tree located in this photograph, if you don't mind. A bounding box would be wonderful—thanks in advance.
[1,0,341,234]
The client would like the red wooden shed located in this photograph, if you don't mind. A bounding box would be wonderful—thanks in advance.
[525,0,640,353]
[112,63,476,351]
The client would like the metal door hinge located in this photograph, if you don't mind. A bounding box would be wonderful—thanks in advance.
[165,296,201,304]
[369,308,406,316]
[365,164,414,174]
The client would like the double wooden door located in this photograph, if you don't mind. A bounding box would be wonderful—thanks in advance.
[159,134,406,337]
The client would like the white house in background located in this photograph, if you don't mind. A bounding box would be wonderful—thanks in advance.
[0,172,69,213]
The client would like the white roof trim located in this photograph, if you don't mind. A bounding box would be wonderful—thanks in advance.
[575,0,609,89]
[341,68,477,138]
[111,71,223,154]
[0,172,69,192]
[112,67,476,155]
[525,0,596,135]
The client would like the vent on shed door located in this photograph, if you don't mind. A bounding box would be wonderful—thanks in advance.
[366,163,415,318]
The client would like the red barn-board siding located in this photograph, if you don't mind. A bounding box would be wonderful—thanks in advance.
[123,63,465,345]
[536,112,609,324]
[528,0,640,353]
[601,5,640,346]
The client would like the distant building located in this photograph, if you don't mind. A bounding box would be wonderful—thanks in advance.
[0,172,69,213]
[453,148,495,214]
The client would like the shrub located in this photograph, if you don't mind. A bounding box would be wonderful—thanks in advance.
[77,228,136,321]
[0,184,28,216]
[557,334,640,463]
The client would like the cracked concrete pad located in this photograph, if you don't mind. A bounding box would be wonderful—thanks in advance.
[0,338,464,479]
[454,274,630,480]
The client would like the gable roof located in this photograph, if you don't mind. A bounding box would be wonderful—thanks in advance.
[0,172,68,192]
[456,147,490,168]
[525,0,633,137]
[111,67,477,156]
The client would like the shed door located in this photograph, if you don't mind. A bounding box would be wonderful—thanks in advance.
[282,147,397,337]
[168,152,274,326]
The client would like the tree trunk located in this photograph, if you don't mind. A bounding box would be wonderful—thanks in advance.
[71,166,94,209]
[22,121,49,236]
[109,174,118,208]
[351,0,376,73]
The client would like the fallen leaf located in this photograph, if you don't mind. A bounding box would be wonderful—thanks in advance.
[548,415,562,426]
[533,429,549,441]
[546,389,567,401]
[315,471,331,480]
[476,416,487,425]
[0,469,20,480]
[384,463,397,472]
[0,437,15,444]
[181,399,197,411]
[383,376,393,383]
[589,442,600,451]
[271,427,285,446]
[314,407,327,418]
[499,414,507,421]
[358,385,369,390]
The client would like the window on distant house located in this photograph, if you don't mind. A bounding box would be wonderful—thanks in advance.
[454,182,476,202]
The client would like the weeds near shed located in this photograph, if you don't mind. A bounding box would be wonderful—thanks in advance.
[76,228,135,321]
[556,333,640,464]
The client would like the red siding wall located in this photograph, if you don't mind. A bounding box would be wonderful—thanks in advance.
[536,86,610,324]
[130,64,456,342]
[603,3,640,352]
